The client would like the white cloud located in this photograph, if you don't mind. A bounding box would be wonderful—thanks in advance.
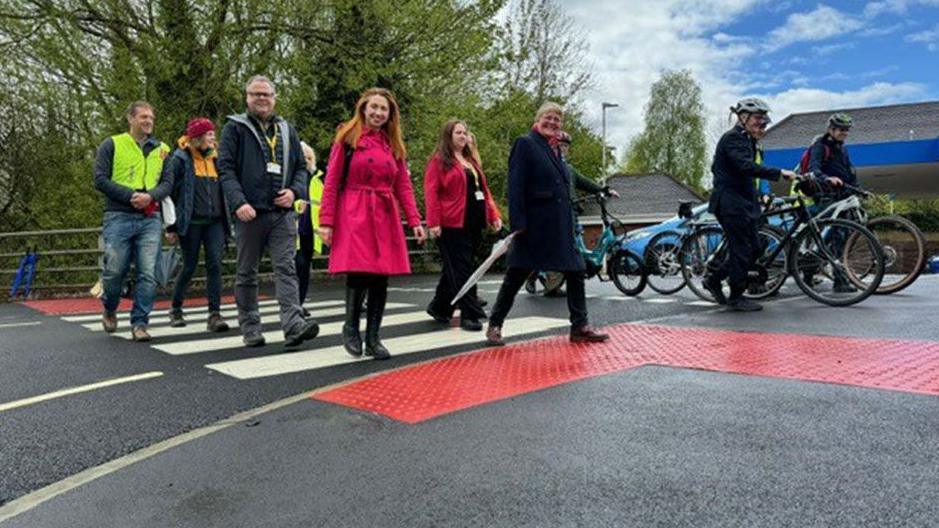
[812,42,857,55]
[860,23,905,37]
[907,23,939,51]
[765,82,927,119]
[864,0,939,18]
[765,5,863,52]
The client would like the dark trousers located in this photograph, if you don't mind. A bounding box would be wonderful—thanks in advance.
[714,213,760,299]
[347,273,388,320]
[295,230,314,305]
[172,220,226,312]
[428,228,487,321]
[490,267,588,328]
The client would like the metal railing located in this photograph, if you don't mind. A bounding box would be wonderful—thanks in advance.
[1,225,438,298]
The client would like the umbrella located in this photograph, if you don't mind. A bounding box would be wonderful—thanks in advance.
[451,232,517,306]
[154,246,180,289]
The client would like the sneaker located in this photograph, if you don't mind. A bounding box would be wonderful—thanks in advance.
[486,325,504,346]
[243,331,266,348]
[131,326,151,342]
[702,275,727,305]
[570,325,610,343]
[102,312,118,334]
[169,309,186,328]
[727,298,763,312]
[206,312,230,332]
[284,319,320,349]
[460,318,483,331]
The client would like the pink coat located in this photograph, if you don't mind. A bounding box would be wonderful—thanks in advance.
[319,128,422,275]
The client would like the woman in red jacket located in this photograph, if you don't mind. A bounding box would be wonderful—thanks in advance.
[319,88,426,360]
[424,120,502,330]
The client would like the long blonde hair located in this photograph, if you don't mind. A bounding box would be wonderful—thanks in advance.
[334,88,406,160]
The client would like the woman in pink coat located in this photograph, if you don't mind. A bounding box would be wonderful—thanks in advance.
[319,87,426,360]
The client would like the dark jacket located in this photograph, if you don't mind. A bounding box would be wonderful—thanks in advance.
[164,142,231,238]
[93,135,174,214]
[506,130,584,272]
[566,160,605,214]
[809,134,857,192]
[709,125,781,220]
[217,113,308,213]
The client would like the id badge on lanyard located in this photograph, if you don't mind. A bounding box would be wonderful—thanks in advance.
[265,124,281,176]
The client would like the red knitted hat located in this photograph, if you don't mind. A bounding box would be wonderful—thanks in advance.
[186,118,214,139]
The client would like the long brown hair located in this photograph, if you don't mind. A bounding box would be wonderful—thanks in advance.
[334,88,406,160]
[431,119,477,171]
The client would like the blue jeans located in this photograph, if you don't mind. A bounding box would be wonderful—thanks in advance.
[101,211,163,328]
[172,221,226,312]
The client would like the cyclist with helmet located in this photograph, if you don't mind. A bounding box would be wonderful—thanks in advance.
[705,98,797,311]
[809,113,856,194]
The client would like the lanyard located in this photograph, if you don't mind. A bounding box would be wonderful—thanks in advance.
[465,163,480,189]
[263,123,279,159]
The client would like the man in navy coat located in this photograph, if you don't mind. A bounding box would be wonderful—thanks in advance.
[486,103,610,346]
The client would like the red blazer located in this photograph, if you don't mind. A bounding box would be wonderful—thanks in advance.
[424,155,501,229]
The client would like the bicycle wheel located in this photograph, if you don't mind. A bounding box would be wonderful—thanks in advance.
[643,230,686,294]
[524,272,544,294]
[680,225,726,303]
[789,218,884,306]
[865,215,926,294]
[743,225,789,300]
[610,250,647,296]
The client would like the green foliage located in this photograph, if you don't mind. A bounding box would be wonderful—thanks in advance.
[0,0,603,233]
[624,69,707,191]
[868,198,939,233]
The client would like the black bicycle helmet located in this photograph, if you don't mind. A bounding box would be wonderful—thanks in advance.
[828,113,853,129]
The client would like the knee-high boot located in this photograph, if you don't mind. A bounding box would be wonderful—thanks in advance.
[365,280,390,360]
[342,284,367,357]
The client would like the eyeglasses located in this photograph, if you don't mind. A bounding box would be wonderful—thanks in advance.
[248,91,274,98]
[834,127,850,133]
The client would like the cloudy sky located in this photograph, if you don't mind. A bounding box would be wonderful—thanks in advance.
[562,0,939,160]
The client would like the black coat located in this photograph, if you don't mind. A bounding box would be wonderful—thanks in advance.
[809,134,857,188]
[164,147,231,238]
[709,125,782,220]
[506,131,584,271]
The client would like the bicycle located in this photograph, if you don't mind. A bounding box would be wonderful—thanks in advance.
[787,182,925,294]
[680,176,886,307]
[527,192,647,297]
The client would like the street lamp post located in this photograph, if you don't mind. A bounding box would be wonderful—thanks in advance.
[601,102,619,176]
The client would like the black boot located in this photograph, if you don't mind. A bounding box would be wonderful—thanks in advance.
[365,282,391,360]
[342,285,367,357]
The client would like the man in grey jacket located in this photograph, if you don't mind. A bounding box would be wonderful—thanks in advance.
[217,75,318,349]
[93,101,173,341]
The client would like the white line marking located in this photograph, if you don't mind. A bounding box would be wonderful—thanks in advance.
[62,299,284,322]
[643,297,678,304]
[686,300,717,307]
[0,372,163,413]
[153,309,432,355]
[86,303,414,338]
[0,321,41,329]
[206,316,570,379]
[602,295,634,301]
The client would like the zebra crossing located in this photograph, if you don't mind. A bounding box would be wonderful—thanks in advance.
[59,298,571,381]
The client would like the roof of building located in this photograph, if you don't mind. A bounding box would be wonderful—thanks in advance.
[762,100,939,150]
[580,173,704,223]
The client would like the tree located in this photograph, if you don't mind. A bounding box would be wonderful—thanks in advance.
[624,70,707,191]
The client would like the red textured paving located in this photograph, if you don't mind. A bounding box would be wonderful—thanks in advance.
[314,323,939,424]
[23,295,243,315]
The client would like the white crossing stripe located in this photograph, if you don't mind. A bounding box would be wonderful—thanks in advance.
[154,309,432,356]
[643,297,677,304]
[686,300,716,307]
[206,316,569,380]
[63,299,285,323]
[602,295,634,301]
[95,303,414,339]
[387,287,436,293]
[0,321,41,329]
[78,300,347,330]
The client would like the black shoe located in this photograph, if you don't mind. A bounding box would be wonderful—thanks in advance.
[426,305,450,324]
[102,311,118,334]
[833,282,858,293]
[476,297,488,308]
[301,306,311,318]
[727,298,763,312]
[460,318,483,331]
[169,309,186,328]
[206,312,229,332]
[703,275,727,305]
[243,331,266,347]
[365,282,391,360]
[284,319,320,349]
[343,285,367,357]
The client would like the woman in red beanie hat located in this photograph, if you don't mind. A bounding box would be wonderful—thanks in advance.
[162,117,231,331]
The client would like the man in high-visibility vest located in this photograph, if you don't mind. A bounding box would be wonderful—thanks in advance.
[93,101,173,341]
[294,141,324,316]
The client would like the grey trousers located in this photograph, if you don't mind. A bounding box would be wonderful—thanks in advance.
[234,210,305,337]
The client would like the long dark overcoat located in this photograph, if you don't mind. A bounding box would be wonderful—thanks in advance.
[505,130,585,272]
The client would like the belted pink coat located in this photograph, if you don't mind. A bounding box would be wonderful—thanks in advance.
[319,128,422,275]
